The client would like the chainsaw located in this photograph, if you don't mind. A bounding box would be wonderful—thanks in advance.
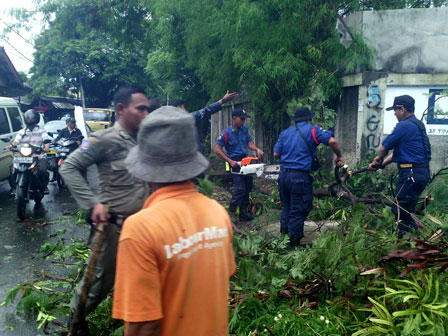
[226,156,280,178]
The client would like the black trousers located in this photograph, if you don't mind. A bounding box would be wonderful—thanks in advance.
[392,167,430,235]
[278,170,313,244]
[37,158,49,188]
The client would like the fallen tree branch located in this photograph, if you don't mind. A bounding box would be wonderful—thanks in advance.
[313,188,394,206]
[317,166,448,209]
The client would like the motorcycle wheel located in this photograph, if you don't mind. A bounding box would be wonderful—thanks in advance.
[57,173,65,189]
[17,186,27,220]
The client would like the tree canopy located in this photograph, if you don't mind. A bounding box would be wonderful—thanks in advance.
[4,0,447,146]
[28,0,156,106]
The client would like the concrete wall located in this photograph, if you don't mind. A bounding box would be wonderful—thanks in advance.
[339,72,448,173]
[344,7,448,74]
[335,86,360,164]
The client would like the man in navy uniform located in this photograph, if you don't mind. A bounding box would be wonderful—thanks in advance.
[168,91,238,154]
[368,95,431,236]
[215,107,264,222]
[274,107,344,248]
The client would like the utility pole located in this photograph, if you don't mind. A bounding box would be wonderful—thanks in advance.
[79,77,86,108]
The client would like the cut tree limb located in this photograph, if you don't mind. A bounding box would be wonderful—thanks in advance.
[69,223,105,336]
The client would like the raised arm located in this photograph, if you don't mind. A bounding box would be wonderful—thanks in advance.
[190,91,238,120]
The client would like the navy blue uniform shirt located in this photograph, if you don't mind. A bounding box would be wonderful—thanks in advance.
[216,124,252,159]
[274,122,333,171]
[191,101,222,154]
[382,115,431,164]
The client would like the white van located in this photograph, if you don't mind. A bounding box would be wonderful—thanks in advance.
[0,97,25,181]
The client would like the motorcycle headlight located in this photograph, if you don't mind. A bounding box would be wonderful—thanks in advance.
[20,146,32,156]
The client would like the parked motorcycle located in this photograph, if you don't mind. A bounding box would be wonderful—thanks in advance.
[54,136,82,188]
[11,144,45,220]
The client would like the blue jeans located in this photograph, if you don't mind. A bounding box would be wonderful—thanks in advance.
[278,170,313,244]
[392,167,430,235]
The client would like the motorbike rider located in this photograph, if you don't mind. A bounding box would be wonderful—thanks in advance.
[7,109,51,195]
[50,117,83,182]
[52,117,83,144]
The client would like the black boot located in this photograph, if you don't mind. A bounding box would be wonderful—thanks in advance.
[289,237,308,249]
[228,204,238,224]
[67,312,91,336]
[239,206,254,222]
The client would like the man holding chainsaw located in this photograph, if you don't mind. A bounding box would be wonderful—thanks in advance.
[368,95,431,237]
[215,107,264,222]
[61,86,151,335]
[274,107,344,248]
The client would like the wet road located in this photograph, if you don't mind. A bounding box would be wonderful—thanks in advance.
[0,171,95,336]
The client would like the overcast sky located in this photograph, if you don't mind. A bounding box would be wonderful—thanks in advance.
[0,0,42,75]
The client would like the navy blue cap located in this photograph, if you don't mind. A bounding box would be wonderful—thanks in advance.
[232,107,250,119]
[386,95,415,112]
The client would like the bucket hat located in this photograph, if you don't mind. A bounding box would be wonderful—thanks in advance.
[125,106,209,183]
[292,107,315,122]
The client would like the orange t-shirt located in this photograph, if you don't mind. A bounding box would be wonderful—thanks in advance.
[113,182,236,336]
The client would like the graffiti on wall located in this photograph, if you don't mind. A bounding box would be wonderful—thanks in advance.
[365,86,382,153]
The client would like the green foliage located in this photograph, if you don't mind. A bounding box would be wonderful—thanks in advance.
[89,297,123,336]
[345,156,396,195]
[195,171,214,197]
[4,0,448,151]
[230,204,401,333]
[228,162,448,335]
[38,236,89,263]
[354,271,448,335]
[6,0,379,153]
[2,217,122,334]
[23,0,157,105]
[426,171,448,215]
[249,179,281,215]
[3,166,448,335]
[309,157,396,221]
[148,0,376,154]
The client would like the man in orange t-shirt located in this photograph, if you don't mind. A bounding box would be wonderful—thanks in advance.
[113,106,236,336]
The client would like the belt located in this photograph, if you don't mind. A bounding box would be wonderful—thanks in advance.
[281,168,310,173]
[109,213,128,227]
[398,163,429,169]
